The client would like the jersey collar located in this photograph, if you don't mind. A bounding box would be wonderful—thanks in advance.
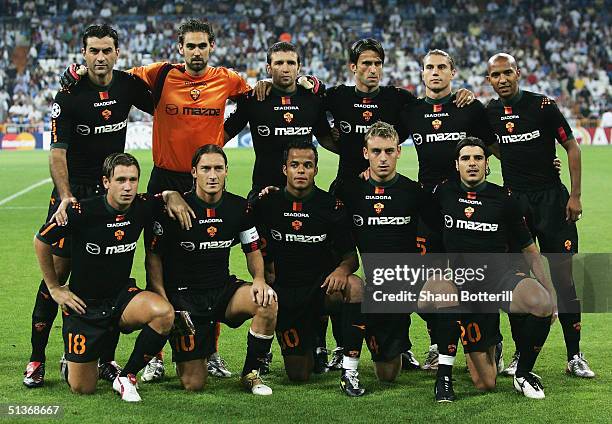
[501,89,523,107]
[103,194,131,215]
[283,186,317,203]
[190,191,224,209]
[88,71,115,91]
[271,86,297,97]
[368,173,399,188]
[460,180,488,193]
[425,93,453,105]
[354,87,380,99]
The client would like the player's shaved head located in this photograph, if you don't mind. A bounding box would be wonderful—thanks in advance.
[487,53,518,73]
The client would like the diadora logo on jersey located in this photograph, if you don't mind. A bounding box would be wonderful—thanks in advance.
[501,130,541,143]
[424,132,467,143]
[458,198,482,205]
[207,226,217,237]
[182,107,221,116]
[274,126,312,136]
[291,220,302,231]
[101,109,112,120]
[500,115,519,120]
[432,119,442,130]
[190,88,200,100]
[444,214,498,231]
[464,207,474,219]
[114,229,125,241]
[198,218,223,224]
[368,216,411,225]
[284,112,293,123]
[274,105,299,111]
[505,122,515,133]
[354,103,378,109]
[374,202,384,214]
[106,241,138,254]
[94,119,128,134]
[284,212,310,218]
[94,100,117,108]
[257,125,271,136]
[424,113,449,118]
[362,111,373,121]
[365,195,391,200]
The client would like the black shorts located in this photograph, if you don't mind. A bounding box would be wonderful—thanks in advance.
[167,276,248,363]
[463,269,525,312]
[275,284,327,357]
[147,166,193,195]
[416,216,445,255]
[459,313,502,354]
[46,184,102,257]
[513,184,579,254]
[365,313,411,363]
[62,283,142,363]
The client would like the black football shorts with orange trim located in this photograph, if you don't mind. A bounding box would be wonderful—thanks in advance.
[45,184,102,257]
[62,282,141,363]
[458,313,502,354]
[274,284,326,357]
[365,313,411,362]
[167,276,248,363]
[512,184,578,254]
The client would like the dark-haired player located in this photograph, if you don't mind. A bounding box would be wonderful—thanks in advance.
[23,24,154,388]
[34,153,183,402]
[252,140,364,389]
[421,137,555,401]
[335,122,428,395]
[485,53,593,378]
[146,144,277,395]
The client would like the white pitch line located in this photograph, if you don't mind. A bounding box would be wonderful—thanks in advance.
[0,178,52,206]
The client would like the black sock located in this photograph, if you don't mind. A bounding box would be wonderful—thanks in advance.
[418,313,436,346]
[435,307,461,379]
[30,281,58,362]
[342,303,364,359]
[559,308,581,361]
[508,313,527,352]
[316,315,329,350]
[331,310,344,347]
[99,327,120,363]
[242,329,274,376]
[516,314,551,376]
[121,325,168,376]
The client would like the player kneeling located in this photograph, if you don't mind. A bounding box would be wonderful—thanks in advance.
[145,145,277,395]
[34,153,186,402]
[419,138,555,401]
[253,141,362,388]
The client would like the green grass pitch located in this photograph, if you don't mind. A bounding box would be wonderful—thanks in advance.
[0,146,610,423]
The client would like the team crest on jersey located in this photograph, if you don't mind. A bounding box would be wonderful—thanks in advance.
[432,119,442,130]
[207,226,217,238]
[374,202,384,215]
[284,112,293,123]
[114,229,125,241]
[291,220,302,231]
[564,239,572,251]
[101,109,112,120]
[362,110,373,122]
[464,207,474,219]
[190,88,200,101]
[505,122,514,133]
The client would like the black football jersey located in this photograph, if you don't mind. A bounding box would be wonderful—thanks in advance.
[323,85,417,179]
[50,70,153,184]
[36,194,160,299]
[486,90,573,191]
[224,86,331,189]
[253,187,356,288]
[399,94,496,186]
[432,180,533,254]
[336,174,423,253]
[147,191,260,291]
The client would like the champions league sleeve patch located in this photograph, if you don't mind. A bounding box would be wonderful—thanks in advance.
[50,103,61,118]
[239,227,259,244]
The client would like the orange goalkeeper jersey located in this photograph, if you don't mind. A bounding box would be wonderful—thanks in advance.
[129,63,250,172]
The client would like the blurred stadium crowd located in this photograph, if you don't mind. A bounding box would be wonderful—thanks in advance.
[0,0,610,128]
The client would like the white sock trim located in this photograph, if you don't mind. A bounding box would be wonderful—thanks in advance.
[439,354,456,366]
[249,328,274,340]
[342,355,360,371]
